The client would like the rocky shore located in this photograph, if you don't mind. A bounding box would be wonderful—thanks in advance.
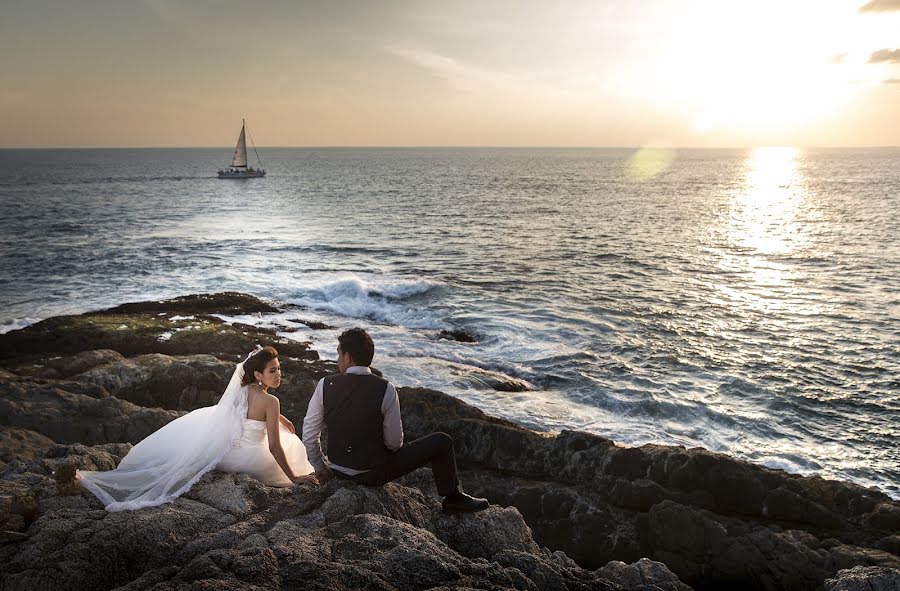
[1,293,898,591]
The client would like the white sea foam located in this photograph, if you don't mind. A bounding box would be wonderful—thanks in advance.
[284,273,446,329]
[0,317,40,334]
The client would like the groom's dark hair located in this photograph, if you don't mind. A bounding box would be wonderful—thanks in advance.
[338,327,375,367]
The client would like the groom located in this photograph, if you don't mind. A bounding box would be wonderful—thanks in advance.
[302,327,489,513]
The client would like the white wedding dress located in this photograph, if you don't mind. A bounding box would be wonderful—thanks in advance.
[215,418,311,486]
[77,349,313,511]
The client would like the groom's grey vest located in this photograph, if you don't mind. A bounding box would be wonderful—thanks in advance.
[323,372,391,470]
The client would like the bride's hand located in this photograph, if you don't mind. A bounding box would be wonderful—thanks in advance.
[280,415,296,434]
[292,473,319,486]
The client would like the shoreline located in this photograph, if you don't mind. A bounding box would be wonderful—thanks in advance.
[4,290,894,501]
[1,292,898,590]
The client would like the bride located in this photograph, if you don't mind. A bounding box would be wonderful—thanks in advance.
[77,345,319,511]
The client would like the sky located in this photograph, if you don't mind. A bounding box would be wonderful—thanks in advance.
[1,0,899,148]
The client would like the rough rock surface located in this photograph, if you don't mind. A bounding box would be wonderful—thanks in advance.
[1,293,897,591]
[0,292,315,364]
[0,445,689,591]
[0,427,55,468]
[824,566,900,591]
[396,387,900,590]
[0,377,179,446]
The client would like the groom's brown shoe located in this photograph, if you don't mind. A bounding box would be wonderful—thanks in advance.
[442,491,489,514]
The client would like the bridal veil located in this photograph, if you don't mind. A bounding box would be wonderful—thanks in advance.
[76,348,256,511]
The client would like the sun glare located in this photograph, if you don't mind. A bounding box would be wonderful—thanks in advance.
[655,0,892,137]
[733,146,803,255]
[716,146,824,316]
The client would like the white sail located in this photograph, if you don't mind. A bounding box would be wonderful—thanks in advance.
[230,123,248,168]
[218,119,265,178]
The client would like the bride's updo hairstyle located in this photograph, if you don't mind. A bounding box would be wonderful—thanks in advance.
[241,346,278,386]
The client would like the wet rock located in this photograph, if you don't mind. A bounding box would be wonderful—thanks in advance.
[446,363,533,392]
[439,329,479,343]
[287,318,334,330]
[0,301,316,365]
[99,292,281,316]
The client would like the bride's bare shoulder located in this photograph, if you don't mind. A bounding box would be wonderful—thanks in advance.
[248,385,278,405]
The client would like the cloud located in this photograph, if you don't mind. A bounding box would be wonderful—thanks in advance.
[859,0,900,11]
[384,44,515,95]
[868,49,900,63]
[884,78,900,84]
[830,53,848,64]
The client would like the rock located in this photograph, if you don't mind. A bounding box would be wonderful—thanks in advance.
[1,498,236,590]
[0,479,37,532]
[824,566,900,591]
[868,503,900,532]
[99,292,281,316]
[609,478,668,511]
[598,558,693,591]
[0,427,56,466]
[438,329,479,343]
[431,505,542,560]
[40,349,125,377]
[0,295,316,365]
[0,447,693,591]
[447,364,533,392]
[183,472,268,518]
[0,380,179,445]
[0,530,27,543]
[877,535,900,556]
[287,318,334,330]
[2,294,898,591]
[397,387,900,590]
[52,463,80,496]
[73,353,233,411]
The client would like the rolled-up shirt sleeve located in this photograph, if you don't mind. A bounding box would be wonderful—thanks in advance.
[381,382,404,451]
[302,378,328,472]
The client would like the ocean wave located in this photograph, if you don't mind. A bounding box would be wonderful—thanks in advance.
[0,317,40,334]
[285,273,447,329]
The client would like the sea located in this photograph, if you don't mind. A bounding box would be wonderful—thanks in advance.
[0,147,897,499]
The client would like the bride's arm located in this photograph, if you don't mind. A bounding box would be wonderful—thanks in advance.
[265,396,317,485]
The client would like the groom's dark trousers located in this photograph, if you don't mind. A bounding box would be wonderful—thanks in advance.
[333,432,461,496]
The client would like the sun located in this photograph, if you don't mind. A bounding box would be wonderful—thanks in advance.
[689,65,855,134]
[651,0,893,137]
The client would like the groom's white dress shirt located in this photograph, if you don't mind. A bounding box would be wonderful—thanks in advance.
[302,365,404,475]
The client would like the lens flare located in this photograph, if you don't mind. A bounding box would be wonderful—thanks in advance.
[627,142,675,181]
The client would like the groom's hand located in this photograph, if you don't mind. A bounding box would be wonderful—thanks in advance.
[315,468,334,484]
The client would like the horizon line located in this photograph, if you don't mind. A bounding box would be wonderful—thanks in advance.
[2,144,899,150]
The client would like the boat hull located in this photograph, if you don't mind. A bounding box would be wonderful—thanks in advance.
[217,170,266,179]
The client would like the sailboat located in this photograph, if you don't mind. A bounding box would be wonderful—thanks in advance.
[218,119,266,178]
